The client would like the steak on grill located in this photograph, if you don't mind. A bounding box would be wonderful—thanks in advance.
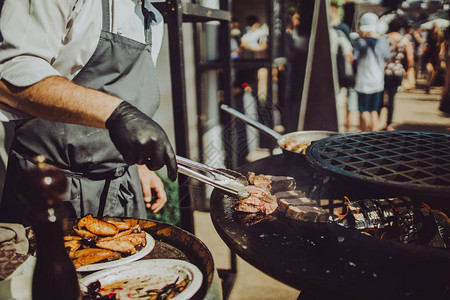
[233,173,297,215]
[247,172,296,193]
[286,205,330,222]
[278,197,316,213]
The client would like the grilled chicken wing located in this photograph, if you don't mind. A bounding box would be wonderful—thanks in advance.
[120,232,147,247]
[97,229,133,242]
[64,240,82,259]
[72,248,109,259]
[96,239,136,254]
[73,249,119,269]
[106,221,131,231]
[63,235,82,241]
[78,214,118,236]
[72,226,97,238]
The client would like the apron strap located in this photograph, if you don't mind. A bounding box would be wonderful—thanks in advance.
[102,0,110,32]
[97,177,112,216]
[141,1,154,45]
[102,0,153,45]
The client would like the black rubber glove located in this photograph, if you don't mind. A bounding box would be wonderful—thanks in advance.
[106,101,177,181]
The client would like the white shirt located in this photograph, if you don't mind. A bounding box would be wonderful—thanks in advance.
[0,0,163,120]
[354,37,391,94]
[240,24,268,58]
[0,0,163,87]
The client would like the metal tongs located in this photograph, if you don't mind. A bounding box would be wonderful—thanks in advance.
[177,156,249,199]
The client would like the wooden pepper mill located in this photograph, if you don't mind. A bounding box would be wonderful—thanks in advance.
[16,155,80,300]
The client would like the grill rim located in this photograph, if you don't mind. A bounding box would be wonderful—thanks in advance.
[306,131,450,197]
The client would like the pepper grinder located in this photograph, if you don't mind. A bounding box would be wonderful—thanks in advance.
[16,155,80,300]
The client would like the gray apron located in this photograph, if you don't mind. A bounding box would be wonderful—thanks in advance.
[0,0,160,223]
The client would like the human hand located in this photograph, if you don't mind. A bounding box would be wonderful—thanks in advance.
[136,165,167,213]
[106,101,177,181]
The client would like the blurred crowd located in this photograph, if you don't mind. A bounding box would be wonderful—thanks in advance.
[330,3,449,132]
[230,3,450,136]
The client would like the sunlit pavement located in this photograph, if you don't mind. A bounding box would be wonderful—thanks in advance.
[344,79,449,134]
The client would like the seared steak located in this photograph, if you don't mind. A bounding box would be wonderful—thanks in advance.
[247,172,296,193]
[245,185,276,203]
[278,197,316,213]
[286,205,329,223]
[274,190,306,200]
[233,172,298,215]
[234,196,278,214]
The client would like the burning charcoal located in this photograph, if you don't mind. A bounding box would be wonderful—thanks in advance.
[374,199,396,226]
[343,199,398,230]
[396,208,438,245]
[397,210,420,244]
[346,201,367,229]
[337,199,375,230]
[361,200,384,229]
[430,210,450,248]
[247,172,296,193]
[286,205,329,223]
[352,212,369,230]
[278,197,316,213]
[274,190,307,200]
[329,196,450,250]
[390,197,413,214]
[330,214,351,228]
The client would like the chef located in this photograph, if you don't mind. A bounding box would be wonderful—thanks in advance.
[0,0,178,224]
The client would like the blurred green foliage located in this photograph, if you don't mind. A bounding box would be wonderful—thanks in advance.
[146,172,180,226]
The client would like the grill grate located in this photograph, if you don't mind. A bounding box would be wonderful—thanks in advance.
[306,131,450,196]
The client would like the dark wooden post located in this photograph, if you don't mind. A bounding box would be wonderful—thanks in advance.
[298,0,338,132]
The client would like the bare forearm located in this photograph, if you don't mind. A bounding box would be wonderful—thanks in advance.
[0,76,122,128]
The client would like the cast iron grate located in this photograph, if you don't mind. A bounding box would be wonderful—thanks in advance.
[306,131,450,196]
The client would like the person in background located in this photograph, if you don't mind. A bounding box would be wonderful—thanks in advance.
[0,0,177,224]
[384,18,414,131]
[239,15,269,59]
[411,26,425,79]
[330,2,351,39]
[230,17,242,60]
[274,9,301,133]
[286,9,302,48]
[330,1,359,132]
[283,8,309,133]
[439,25,450,114]
[353,12,391,132]
[424,24,445,93]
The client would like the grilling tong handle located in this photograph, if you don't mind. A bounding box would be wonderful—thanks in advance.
[176,156,249,198]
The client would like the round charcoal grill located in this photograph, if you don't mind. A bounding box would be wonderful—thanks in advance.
[306,131,450,197]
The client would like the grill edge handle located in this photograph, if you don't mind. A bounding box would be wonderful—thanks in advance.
[220,104,281,141]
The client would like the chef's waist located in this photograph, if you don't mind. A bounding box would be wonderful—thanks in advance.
[11,143,129,181]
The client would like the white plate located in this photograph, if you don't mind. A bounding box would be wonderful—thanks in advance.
[76,232,155,272]
[79,259,203,300]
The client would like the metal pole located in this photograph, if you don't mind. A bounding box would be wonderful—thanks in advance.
[165,0,195,233]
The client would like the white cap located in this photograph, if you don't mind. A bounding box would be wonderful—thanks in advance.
[359,12,379,33]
